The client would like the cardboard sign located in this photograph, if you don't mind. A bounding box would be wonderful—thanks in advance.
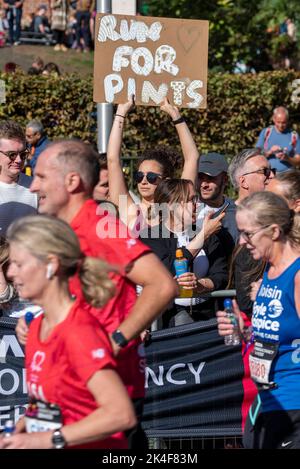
[93,14,209,108]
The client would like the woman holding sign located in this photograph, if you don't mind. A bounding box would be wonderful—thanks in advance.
[106,96,199,236]
[0,215,136,449]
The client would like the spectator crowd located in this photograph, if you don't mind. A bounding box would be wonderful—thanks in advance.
[0,0,96,51]
[0,96,299,450]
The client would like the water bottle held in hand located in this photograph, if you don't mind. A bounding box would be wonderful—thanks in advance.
[3,419,15,438]
[25,311,34,326]
[173,248,193,298]
[224,298,241,346]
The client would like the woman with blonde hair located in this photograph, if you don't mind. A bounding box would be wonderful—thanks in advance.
[217,191,300,448]
[266,169,300,213]
[0,236,40,318]
[0,215,136,449]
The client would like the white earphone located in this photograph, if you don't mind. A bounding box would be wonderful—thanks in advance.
[46,263,54,280]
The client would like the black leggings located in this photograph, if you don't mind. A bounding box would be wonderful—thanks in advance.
[244,407,300,449]
[125,398,148,450]
[53,29,65,45]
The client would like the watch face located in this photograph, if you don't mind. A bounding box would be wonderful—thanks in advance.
[52,430,66,449]
[112,330,128,348]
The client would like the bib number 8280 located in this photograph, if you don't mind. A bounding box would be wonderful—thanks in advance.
[249,356,268,383]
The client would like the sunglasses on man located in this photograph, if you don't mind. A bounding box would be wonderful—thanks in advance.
[134,171,163,184]
[242,167,276,178]
[0,149,30,162]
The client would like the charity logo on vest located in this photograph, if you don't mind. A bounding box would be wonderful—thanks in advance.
[268,299,284,318]
[30,351,45,373]
[259,284,282,301]
[252,302,282,343]
[253,285,284,341]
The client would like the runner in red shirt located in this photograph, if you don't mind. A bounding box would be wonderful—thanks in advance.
[70,199,149,400]
[16,139,177,448]
[1,215,136,449]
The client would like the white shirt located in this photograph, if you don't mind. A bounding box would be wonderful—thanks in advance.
[0,176,38,235]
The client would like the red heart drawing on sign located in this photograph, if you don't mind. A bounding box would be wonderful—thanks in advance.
[177,26,200,53]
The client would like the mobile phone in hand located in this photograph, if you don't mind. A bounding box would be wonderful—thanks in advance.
[211,201,230,219]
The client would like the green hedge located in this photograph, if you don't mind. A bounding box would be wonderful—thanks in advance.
[1,70,300,161]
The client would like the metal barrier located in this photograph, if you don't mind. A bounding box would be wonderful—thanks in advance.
[20,31,54,46]
[148,435,243,449]
[151,289,237,332]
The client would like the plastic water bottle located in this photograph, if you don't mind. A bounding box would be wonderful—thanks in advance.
[25,311,34,326]
[173,248,193,298]
[3,420,15,438]
[224,298,241,346]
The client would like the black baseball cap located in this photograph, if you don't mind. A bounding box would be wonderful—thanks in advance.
[198,152,228,176]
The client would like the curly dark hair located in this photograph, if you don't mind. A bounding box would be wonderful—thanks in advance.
[138,145,181,178]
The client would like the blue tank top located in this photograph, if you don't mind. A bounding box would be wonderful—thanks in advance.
[252,257,300,412]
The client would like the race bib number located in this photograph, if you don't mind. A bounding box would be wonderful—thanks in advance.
[25,399,63,433]
[249,355,271,384]
[249,340,278,390]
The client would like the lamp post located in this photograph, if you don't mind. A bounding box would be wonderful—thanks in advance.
[96,0,113,154]
[96,0,137,153]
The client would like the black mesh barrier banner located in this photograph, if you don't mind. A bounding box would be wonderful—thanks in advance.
[0,317,27,428]
[142,319,244,438]
[0,317,245,438]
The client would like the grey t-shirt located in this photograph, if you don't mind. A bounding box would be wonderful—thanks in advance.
[0,173,38,236]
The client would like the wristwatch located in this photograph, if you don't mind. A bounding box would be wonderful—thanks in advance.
[172,116,185,125]
[52,429,67,449]
[112,329,128,348]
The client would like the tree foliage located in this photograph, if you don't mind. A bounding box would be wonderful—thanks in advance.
[141,0,300,72]
[0,72,95,141]
[1,70,300,164]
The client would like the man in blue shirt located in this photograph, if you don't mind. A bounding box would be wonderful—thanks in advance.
[256,106,300,172]
[25,120,50,174]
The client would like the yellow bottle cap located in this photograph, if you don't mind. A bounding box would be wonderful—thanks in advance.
[175,248,183,258]
[25,166,32,177]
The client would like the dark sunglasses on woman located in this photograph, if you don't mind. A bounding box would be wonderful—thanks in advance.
[134,171,163,184]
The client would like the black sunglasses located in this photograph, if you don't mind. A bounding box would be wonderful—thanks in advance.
[134,171,163,184]
[242,167,276,178]
[0,149,30,162]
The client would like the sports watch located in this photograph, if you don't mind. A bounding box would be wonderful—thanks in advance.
[51,429,67,449]
[112,329,128,348]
